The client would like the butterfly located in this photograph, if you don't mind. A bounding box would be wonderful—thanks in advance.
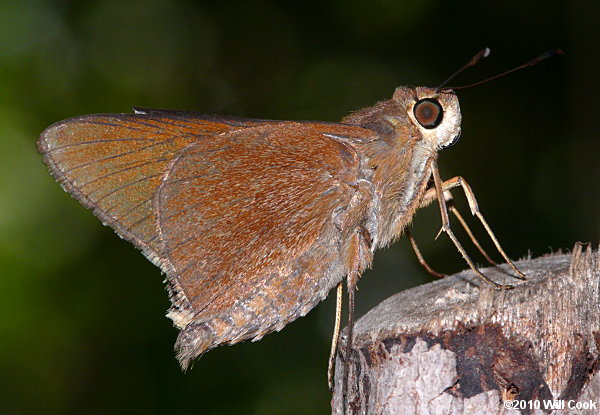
[39,81,526,377]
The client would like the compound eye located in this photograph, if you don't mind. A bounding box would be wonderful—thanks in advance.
[413,98,443,129]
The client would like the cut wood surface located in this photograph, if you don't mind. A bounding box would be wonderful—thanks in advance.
[331,243,600,415]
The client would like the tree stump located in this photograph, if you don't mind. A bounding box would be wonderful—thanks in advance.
[331,243,600,415]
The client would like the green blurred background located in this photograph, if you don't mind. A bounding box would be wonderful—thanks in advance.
[1,0,598,414]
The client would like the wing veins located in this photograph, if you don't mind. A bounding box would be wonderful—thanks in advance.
[88,173,162,203]
[43,137,158,153]
[62,137,171,173]
[78,157,169,190]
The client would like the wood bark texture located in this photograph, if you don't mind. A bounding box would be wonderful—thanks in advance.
[331,242,600,415]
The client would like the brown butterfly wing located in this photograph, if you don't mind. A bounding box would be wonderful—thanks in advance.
[38,109,263,270]
[156,122,378,367]
[39,110,377,368]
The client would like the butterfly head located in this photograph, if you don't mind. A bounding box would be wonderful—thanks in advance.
[393,86,462,150]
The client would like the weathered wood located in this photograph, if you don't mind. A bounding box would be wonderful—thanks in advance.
[331,243,600,415]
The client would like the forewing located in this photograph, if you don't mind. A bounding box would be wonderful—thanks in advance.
[39,109,377,368]
[38,109,263,269]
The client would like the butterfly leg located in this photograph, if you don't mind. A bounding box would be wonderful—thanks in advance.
[339,229,371,413]
[419,179,497,266]
[428,160,526,287]
[343,277,355,415]
[447,198,498,266]
[404,228,445,278]
[328,281,343,390]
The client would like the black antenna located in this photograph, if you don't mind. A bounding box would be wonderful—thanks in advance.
[445,48,564,91]
[437,48,491,89]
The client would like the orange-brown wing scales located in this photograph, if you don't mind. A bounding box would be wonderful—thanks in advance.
[38,113,256,271]
[156,122,370,367]
[40,113,376,368]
